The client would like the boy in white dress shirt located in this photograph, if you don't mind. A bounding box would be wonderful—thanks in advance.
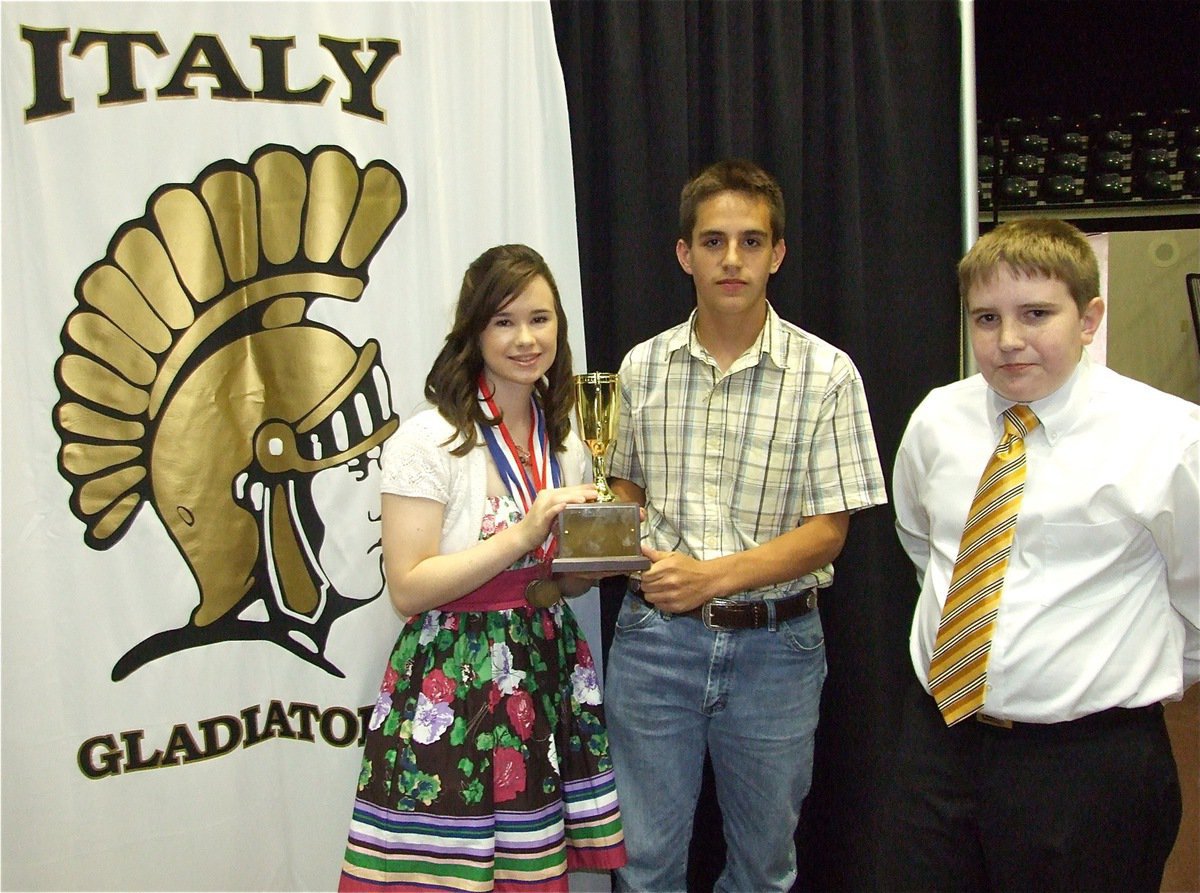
[881,218,1199,891]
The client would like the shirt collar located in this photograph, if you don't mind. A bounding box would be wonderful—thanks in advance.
[675,303,787,371]
[985,352,1091,446]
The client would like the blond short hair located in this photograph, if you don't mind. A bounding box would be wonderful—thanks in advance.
[958,218,1100,311]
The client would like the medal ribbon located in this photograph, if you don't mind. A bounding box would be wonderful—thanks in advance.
[477,377,562,563]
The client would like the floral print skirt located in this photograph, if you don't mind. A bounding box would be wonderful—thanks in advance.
[339,596,625,891]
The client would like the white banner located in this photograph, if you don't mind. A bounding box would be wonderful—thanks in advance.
[0,3,598,889]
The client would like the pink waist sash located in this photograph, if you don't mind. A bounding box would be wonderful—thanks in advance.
[440,564,545,612]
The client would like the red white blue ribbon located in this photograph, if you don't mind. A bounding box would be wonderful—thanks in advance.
[477,377,562,561]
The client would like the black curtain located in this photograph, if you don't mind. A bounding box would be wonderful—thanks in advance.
[551,2,964,890]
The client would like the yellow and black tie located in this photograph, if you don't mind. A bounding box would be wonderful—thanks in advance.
[928,404,1040,726]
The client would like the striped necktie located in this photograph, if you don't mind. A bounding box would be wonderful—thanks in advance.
[928,404,1040,726]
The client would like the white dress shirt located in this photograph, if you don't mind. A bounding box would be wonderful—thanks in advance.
[894,355,1200,722]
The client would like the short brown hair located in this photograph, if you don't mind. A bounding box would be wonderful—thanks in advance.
[958,218,1100,311]
[679,159,785,245]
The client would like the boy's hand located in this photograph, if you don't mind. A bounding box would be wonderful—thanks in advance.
[636,545,720,613]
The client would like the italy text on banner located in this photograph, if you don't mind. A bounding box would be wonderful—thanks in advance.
[0,3,597,889]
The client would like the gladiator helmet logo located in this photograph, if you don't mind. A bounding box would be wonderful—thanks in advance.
[53,144,406,680]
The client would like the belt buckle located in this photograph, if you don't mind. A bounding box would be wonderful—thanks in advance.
[701,599,738,630]
[976,713,1014,729]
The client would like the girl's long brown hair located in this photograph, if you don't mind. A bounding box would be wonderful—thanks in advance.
[425,244,575,457]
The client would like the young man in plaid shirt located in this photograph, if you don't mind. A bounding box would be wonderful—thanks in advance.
[604,159,888,892]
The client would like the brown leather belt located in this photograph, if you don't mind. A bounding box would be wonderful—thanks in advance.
[628,586,817,630]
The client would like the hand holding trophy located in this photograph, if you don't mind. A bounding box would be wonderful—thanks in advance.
[552,373,651,573]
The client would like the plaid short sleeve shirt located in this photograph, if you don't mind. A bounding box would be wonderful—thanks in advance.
[608,304,888,596]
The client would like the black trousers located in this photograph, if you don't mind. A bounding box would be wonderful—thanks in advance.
[878,678,1182,893]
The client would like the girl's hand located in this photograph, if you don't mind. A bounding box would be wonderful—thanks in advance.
[520,483,598,551]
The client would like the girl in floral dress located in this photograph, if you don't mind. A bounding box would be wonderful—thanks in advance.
[339,245,626,891]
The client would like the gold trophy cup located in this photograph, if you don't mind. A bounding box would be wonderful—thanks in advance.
[552,373,650,573]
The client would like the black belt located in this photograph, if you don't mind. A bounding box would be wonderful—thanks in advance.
[628,587,817,630]
[974,702,1164,738]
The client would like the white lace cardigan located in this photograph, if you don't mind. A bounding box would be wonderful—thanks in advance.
[380,407,592,554]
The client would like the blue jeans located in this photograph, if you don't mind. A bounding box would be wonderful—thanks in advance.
[605,593,827,892]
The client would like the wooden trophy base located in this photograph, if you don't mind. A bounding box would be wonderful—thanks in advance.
[551,501,651,573]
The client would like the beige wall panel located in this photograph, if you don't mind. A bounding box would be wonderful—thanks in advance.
[1105,229,1200,403]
